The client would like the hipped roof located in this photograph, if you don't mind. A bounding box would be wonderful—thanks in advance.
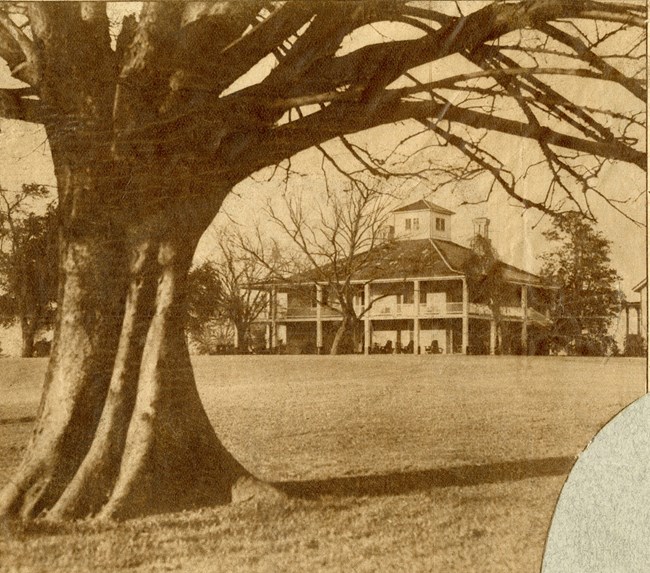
[288,238,545,287]
[392,199,455,215]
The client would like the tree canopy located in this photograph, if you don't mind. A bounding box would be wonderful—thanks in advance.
[0,2,645,213]
[463,233,508,312]
[245,183,397,354]
[0,1,645,522]
[185,260,224,353]
[189,234,270,353]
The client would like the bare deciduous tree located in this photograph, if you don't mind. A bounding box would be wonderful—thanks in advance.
[0,1,644,520]
[209,234,271,353]
[247,183,398,354]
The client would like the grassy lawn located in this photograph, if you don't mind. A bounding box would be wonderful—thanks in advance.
[0,355,645,572]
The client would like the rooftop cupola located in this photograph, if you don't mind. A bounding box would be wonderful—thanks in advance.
[391,199,454,241]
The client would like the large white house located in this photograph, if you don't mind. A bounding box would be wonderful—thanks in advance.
[254,200,554,355]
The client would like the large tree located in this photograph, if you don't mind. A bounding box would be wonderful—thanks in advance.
[0,1,644,521]
[540,211,623,344]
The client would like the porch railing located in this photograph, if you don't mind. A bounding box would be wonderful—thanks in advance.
[260,301,549,323]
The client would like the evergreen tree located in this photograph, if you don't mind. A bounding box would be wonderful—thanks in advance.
[540,213,622,346]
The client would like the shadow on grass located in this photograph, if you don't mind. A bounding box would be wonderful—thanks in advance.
[273,456,576,499]
[0,416,35,426]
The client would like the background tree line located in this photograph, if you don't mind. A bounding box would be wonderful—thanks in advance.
[0,179,634,360]
[0,184,57,357]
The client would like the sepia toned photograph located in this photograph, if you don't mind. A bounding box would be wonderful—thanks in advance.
[0,1,647,571]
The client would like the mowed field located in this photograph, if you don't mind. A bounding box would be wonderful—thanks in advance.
[0,355,646,572]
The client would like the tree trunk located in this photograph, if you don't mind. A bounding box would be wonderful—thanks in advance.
[233,321,248,354]
[330,316,354,355]
[0,201,128,519]
[0,164,257,521]
[20,315,38,358]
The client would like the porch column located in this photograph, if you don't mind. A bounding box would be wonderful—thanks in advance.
[271,286,278,349]
[521,285,528,354]
[637,306,642,336]
[316,284,323,354]
[625,304,630,335]
[413,279,420,354]
[462,278,469,354]
[264,288,273,349]
[489,319,497,355]
[364,282,371,355]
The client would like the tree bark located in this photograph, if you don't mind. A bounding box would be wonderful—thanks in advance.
[1,0,640,523]
[0,2,267,519]
[233,321,245,353]
[0,193,127,518]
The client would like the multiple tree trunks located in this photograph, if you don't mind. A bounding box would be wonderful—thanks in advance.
[0,153,250,520]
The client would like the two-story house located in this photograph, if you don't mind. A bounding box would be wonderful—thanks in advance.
[255,200,554,355]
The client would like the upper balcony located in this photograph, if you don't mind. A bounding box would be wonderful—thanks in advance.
[371,301,462,318]
[369,302,548,321]
[258,301,549,324]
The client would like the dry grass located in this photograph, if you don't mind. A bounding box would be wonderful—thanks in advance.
[0,355,645,572]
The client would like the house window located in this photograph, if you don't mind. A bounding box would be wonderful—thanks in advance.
[436,217,445,231]
[405,218,411,231]
[413,218,420,231]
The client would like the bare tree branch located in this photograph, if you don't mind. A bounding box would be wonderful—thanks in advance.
[0,7,38,85]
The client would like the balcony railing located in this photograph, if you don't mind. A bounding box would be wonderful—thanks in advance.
[370,302,463,317]
[258,301,549,323]
[283,306,346,319]
[368,302,547,319]
[468,304,526,318]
